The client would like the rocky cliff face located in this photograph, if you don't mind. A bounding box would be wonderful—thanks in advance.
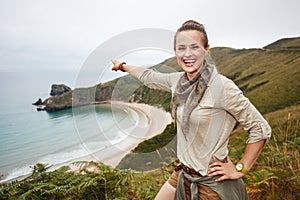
[33,84,73,111]
[33,83,116,111]
[50,84,71,96]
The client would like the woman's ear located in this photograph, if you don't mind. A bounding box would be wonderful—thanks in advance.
[205,44,210,51]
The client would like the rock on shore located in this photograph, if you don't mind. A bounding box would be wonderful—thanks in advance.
[50,84,71,96]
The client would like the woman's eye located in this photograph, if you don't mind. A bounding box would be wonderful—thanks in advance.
[192,46,200,49]
[177,47,185,51]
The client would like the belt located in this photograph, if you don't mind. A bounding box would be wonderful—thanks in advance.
[175,163,203,177]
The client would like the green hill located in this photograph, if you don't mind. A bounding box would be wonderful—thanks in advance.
[210,45,300,114]
[263,37,300,50]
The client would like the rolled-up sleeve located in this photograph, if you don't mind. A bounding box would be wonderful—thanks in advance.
[223,79,271,145]
[138,69,182,92]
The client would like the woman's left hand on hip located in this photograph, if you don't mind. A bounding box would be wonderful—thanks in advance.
[207,156,245,182]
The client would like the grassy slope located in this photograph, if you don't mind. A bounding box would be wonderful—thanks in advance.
[211,47,300,114]
[263,37,300,49]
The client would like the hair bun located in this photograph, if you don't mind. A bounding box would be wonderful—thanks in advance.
[182,20,204,28]
[175,19,209,48]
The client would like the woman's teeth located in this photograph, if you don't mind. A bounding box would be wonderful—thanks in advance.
[183,59,196,65]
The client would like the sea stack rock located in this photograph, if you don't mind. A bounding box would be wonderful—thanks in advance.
[32,98,43,106]
[50,84,71,96]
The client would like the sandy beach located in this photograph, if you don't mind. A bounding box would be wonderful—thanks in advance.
[71,101,173,169]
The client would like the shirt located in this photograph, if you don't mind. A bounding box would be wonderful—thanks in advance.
[137,67,271,176]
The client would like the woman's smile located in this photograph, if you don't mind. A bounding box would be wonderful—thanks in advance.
[183,58,197,67]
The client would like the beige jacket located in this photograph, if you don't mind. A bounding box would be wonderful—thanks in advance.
[138,67,271,175]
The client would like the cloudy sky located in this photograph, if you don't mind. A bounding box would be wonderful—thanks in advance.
[0,0,299,74]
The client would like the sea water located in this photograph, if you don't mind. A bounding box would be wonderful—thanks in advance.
[0,71,129,182]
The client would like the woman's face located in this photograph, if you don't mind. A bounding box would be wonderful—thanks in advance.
[175,30,209,79]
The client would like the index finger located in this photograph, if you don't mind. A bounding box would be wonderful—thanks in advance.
[209,162,222,168]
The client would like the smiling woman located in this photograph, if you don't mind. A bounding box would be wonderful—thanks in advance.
[111,19,271,200]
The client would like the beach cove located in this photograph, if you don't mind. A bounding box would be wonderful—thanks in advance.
[69,101,173,169]
[0,98,172,182]
[0,68,174,183]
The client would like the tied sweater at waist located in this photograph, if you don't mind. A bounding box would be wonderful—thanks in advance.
[174,170,248,200]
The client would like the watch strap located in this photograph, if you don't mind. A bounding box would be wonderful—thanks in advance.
[236,162,249,174]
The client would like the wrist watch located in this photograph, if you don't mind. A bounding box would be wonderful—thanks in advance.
[235,162,248,174]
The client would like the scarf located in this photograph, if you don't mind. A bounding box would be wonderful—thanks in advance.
[171,60,213,139]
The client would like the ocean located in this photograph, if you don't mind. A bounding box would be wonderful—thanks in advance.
[0,71,130,182]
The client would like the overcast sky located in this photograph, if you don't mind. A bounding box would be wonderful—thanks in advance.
[0,0,299,74]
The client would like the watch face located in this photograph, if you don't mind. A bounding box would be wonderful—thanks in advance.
[236,163,243,171]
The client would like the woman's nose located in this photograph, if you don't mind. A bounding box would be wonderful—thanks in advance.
[184,47,192,57]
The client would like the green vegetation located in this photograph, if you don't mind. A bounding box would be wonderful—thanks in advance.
[1,37,300,199]
[263,37,300,50]
[0,162,133,200]
[229,104,300,199]
[210,44,300,114]
[132,123,176,153]
[117,123,177,171]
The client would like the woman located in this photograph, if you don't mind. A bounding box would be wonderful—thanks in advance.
[111,20,271,200]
